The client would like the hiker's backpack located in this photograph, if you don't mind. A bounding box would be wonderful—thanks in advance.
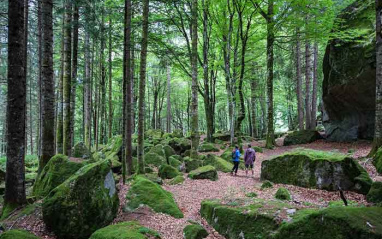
[232,150,236,159]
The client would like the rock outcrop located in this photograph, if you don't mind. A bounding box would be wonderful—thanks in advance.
[188,166,218,181]
[283,130,322,146]
[89,221,160,239]
[322,0,375,141]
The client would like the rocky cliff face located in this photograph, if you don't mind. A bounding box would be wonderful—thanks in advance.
[322,0,375,142]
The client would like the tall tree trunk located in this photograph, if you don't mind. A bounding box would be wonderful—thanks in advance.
[56,9,65,154]
[39,0,55,173]
[371,0,382,155]
[100,8,106,145]
[296,28,304,131]
[166,63,171,133]
[304,40,312,130]
[108,18,113,140]
[190,0,199,156]
[4,0,27,211]
[24,0,30,154]
[250,79,257,138]
[62,0,72,156]
[70,5,79,149]
[311,42,318,130]
[37,0,42,158]
[84,20,91,149]
[137,0,149,174]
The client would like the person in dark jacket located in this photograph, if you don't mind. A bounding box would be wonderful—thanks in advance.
[244,144,256,177]
[231,146,241,176]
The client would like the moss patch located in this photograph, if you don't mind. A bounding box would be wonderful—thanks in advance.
[163,145,176,159]
[169,156,182,169]
[72,142,91,159]
[203,154,233,173]
[283,130,322,146]
[261,180,274,189]
[198,143,219,152]
[89,221,160,239]
[168,175,185,185]
[184,157,202,173]
[374,148,382,174]
[188,166,218,181]
[42,159,119,239]
[0,230,39,239]
[158,164,179,179]
[33,154,85,198]
[125,176,183,218]
[253,146,263,153]
[149,145,166,158]
[275,187,291,200]
[183,224,208,239]
[367,182,382,203]
[144,153,166,167]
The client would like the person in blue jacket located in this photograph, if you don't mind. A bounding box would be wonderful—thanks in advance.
[231,146,241,176]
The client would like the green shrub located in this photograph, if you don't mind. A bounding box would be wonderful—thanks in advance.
[275,187,291,200]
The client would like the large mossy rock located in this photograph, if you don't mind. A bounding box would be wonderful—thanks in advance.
[163,137,191,155]
[261,149,372,194]
[72,142,91,159]
[125,176,183,218]
[374,148,382,174]
[89,221,160,239]
[144,153,166,167]
[168,175,185,185]
[283,130,322,146]
[158,164,179,179]
[322,0,376,142]
[275,187,291,200]
[367,182,382,203]
[198,143,219,152]
[203,154,233,173]
[42,159,119,239]
[183,223,208,239]
[0,230,40,239]
[163,145,176,158]
[149,144,166,158]
[184,157,202,173]
[188,166,218,181]
[212,133,231,141]
[33,154,85,198]
[275,207,382,239]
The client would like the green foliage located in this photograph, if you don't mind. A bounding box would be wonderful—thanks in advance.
[89,221,161,239]
[275,187,291,200]
[0,230,39,239]
[125,176,183,218]
[188,166,218,181]
[183,224,208,239]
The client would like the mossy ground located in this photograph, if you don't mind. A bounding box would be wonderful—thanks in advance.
[183,224,208,239]
[374,148,382,174]
[158,164,179,179]
[198,143,219,152]
[89,221,160,239]
[188,166,218,181]
[367,182,382,203]
[0,229,39,239]
[168,175,185,185]
[261,180,273,189]
[125,176,183,218]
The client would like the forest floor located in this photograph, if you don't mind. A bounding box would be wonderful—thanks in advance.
[2,139,380,239]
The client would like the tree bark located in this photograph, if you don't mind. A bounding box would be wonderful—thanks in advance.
[137,0,149,173]
[84,18,91,149]
[304,40,312,130]
[62,0,72,156]
[100,8,106,145]
[296,28,304,131]
[190,0,199,156]
[5,0,27,210]
[250,78,257,138]
[311,42,318,130]
[56,7,65,154]
[166,63,171,133]
[371,0,382,155]
[70,5,79,149]
[108,18,113,140]
[39,0,55,173]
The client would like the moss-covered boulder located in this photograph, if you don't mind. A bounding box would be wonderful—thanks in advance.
[42,159,119,239]
[0,230,40,239]
[125,176,183,218]
[261,180,274,189]
[164,137,191,155]
[198,143,219,152]
[253,146,263,153]
[89,221,160,239]
[145,129,163,140]
[184,157,202,173]
[144,153,166,167]
[367,182,382,203]
[33,154,85,198]
[261,149,372,194]
[102,135,123,157]
[212,133,231,141]
[275,207,382,239]
[158,164,179,179]
[168,175,185,185]
[188,166,218,181]
[149,144,166,158]
[374,148,382,174]
[169,156,182,169]
[144,173,163,185]
[163,145,176,159]
[72,142,91,159]
[283,130,322,146]
[275,187,291,200]
[203,154,233,173]
[183,223,208,239]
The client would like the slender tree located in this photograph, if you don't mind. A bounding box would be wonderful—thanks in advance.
[311,42,318,129]
[108,18,113,140]
[4,0,27,212]
[62,0,72,156]
[166,62,171,133]
[56,6,65,154]
[296,28,304,131]
[39,0,55,173]
[137,0,149,173]
[100,8,106,144]
[70,5,79,148]
[305,40,312,130]
[84,17,91,149]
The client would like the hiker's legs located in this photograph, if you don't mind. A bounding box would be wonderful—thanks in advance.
[234,162,239,175]
[245,164,249,176]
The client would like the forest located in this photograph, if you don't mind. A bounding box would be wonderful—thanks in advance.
[0,0,381,238]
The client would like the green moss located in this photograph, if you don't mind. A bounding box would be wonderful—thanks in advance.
[144,153,166,167]
[125,176,183,218]
[274,148,346,162]
[261,180,274,189]
[145,129,163,140]
[328,200,359,207]
[42,159,119,239]
[33,154,85,198]
[103,135,123,155]
[198,143,219,152]
[0,230,39,239]
[283,130,322,146]
[169,156,182,169]
[188,166,218,181]
[1,202,18,220]
[183,224,208,239]
[367,182,382,203]
[158,164,179,179]
[163,145,176,159]
[184,157,202,173]
[253,146,263,153]
[203,154,232,173]
[168,175,185,185]
[245,192,258,198]
[275,187,291,200]
[144,173,163,185]
[164,137,191,155]
[374,148,382,174]
[72,142,91,159]
[89,221,160,239]
[149,145,166,158]
[275,206,382,239]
